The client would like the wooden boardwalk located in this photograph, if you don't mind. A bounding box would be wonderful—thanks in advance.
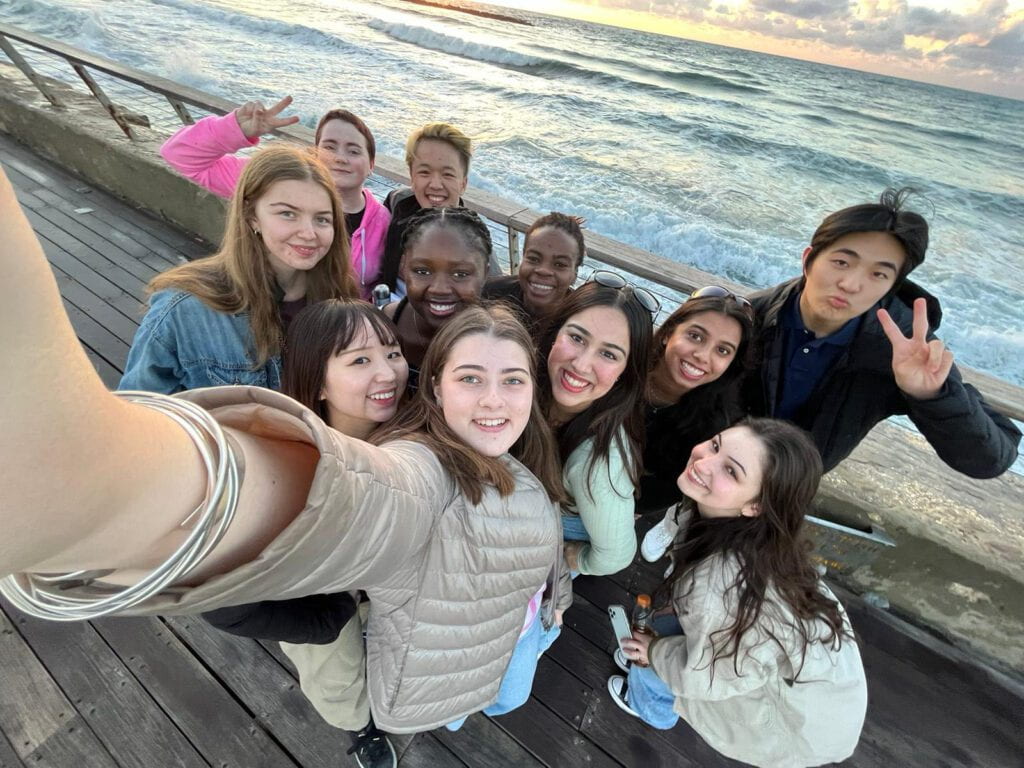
[1,132,1022,768]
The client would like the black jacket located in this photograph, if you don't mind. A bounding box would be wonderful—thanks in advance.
[746,278,1020,478]
[379,188,423,293]
[201,591,357,645]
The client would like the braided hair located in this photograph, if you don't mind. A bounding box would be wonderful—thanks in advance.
[400,206,492,272]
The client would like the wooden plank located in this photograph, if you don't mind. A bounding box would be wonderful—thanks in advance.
[7,601,208,768]
[491,692,621,768]
[91,616,298,768]
[0,727,24,768]
[164,615,359,768]
[20,715,120,768]
[34,227,148,315]
[397,733,468,768]
[0,606,80,760]
[60,296,130,370]
[25,203,160,285]
[53,267,141,345]
[22,206,150,297]
[31,186,185,272]
[0,137,212,259]
[432,711,546,768]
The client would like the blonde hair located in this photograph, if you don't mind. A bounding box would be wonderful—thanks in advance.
[150,144,358,366]
[404,122,473,176]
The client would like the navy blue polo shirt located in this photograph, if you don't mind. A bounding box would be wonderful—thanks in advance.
[775,292,861,421]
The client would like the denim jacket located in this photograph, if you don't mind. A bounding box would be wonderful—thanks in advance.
[119,290,282,393]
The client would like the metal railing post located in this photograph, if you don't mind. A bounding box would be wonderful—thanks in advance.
[70,62,136,140]
[0,34,64,108]
[166,96,195,125]
[507,226,520,274]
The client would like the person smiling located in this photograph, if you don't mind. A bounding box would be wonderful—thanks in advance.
[607,420,867,767]
[0,159,571,734]
[747,188,1019,478]
[384,206,490,391]
[160,96,389,300]
[378,122,473,298]
[200,299,407,768]
[537,275,655,576]
[484,212,586,332]
[120,145,357,393]
[638,287,755,520]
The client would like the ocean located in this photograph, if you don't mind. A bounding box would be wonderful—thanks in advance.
[3,0,1023,390]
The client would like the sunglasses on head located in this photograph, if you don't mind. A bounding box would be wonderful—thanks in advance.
[688,285,752,310]
[588,270,661,315]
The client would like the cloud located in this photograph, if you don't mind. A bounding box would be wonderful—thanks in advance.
[749,0,852,20]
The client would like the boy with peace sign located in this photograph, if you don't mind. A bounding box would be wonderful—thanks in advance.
[745,188,1019,478]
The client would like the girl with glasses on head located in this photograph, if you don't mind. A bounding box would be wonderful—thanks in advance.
[637,286,756,565]
[536,276,654,577]
[608,419,867,768]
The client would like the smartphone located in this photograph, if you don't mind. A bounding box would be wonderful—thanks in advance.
[608,604,632,653]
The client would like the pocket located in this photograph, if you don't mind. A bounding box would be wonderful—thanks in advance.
[204,363,270,387]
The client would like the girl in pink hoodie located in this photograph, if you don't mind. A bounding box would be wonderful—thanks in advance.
[162,97,390,301]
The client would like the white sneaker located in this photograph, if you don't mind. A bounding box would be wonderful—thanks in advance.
[641,506,679,562]
[613,647,630,673]
[607,675,640,719]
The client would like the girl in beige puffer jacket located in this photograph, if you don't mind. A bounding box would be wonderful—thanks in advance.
[610,419,867,768]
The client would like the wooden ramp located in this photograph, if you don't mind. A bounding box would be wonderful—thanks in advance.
[1,132,1022,768]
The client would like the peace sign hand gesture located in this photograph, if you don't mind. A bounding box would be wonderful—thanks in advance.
[877,298,954,400]
[233,95,300,139]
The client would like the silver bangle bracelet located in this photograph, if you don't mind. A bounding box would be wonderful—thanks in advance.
[0,390,240,621]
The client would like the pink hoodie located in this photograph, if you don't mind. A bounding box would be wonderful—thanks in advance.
[161,113,390,300]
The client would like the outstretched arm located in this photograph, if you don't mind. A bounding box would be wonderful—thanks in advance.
[0,165,314,578]
[160,97,298,199]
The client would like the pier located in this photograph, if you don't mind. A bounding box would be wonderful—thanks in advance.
[0,136,1022,767]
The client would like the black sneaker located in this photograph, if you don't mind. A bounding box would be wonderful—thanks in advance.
[347,720,396,768]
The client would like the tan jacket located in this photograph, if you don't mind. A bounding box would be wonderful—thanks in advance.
[117,387,571,733]
[649,548,867,767]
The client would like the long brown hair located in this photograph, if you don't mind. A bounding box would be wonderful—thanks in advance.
[282,299,401,423]
[372,304,565,505]
[537,281,652,499]
[150,144,358,365]
[662,418,850,678]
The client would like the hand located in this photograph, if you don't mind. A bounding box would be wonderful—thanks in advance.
[554,609,564,628]
[563,541,583,571]
[620,630,654,666]
[877,298,953,400]
[233,96,300,138]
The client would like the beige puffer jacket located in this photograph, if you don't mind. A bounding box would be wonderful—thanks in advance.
[648,544,867,768]
[112,386,572,733]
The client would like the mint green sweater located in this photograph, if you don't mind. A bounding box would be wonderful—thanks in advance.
[563,434,637,575]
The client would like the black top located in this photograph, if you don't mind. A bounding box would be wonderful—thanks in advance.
[201,591,357,645]
[746,277,1020,477]
[344,206,366,237]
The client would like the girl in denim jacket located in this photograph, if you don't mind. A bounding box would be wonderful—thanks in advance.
[120,144,358,393]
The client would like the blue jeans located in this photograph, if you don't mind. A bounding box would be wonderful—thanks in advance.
[561,513,590,541]
[561,514,589,579]
[626,614,683,730]
[445,616,561,731]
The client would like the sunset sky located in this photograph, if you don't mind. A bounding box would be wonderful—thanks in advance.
[482,0,1024,99]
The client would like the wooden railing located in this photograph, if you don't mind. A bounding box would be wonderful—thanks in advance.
[2,21,1022,423]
